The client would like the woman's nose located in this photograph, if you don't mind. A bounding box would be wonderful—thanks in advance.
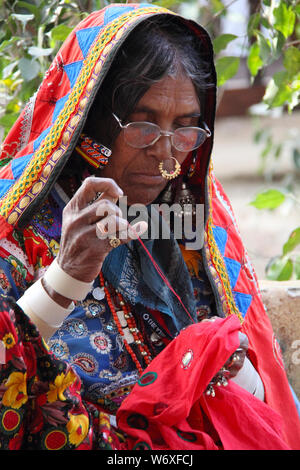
[146,135,173,162]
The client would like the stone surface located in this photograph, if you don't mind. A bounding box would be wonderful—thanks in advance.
[259,280,300,398]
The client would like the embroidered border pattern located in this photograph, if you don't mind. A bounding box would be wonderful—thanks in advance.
[211,171,261,298]
[205,164,243,323]
[0,6,170,227]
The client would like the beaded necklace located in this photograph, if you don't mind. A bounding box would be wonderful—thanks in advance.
[99,271,152,375]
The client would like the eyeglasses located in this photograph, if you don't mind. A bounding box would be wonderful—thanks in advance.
[112,113,211,152]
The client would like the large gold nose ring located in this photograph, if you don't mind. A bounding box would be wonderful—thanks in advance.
[158,157,181,180]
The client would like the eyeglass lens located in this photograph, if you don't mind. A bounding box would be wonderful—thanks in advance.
[124,122,207,151]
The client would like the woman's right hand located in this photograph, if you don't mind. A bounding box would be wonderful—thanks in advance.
[43,176,147,304]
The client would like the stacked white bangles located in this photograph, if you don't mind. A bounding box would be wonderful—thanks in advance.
[17,259,93,328]
[231,357,265,400]
[44,258,93,301]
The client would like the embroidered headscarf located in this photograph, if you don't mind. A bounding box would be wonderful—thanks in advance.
[0,3,215,231]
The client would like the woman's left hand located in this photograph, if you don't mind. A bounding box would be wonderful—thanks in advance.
[223,331,248,379]
[203,319,249,396]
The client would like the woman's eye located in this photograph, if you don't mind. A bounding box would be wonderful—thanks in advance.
[175,121,193,129]
[130,112,152,123]
[175,116,200,128]
[131,116,145,122]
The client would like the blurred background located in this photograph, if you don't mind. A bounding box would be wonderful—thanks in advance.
[213,111,300,280]
[179,0,300,280]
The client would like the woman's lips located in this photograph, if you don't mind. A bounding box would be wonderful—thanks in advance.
[131,172,164,185]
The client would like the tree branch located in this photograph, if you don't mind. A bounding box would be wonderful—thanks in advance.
[284,39,300,49]
[204,0,240,27]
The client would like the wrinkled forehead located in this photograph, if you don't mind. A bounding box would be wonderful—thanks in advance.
[133,75,201,118]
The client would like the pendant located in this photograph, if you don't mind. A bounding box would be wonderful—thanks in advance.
[116,310,127,328]
[174,182,197,218]
[123,327,135,345]
[92,287,106,300]
[116,310,135,344]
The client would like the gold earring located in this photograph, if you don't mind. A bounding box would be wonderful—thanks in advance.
[158,157,181,180]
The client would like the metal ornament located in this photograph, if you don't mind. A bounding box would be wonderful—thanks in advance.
[158,157,181,180]
[109,237,121,248]
[92,287,106,300]
[174,182,197,218]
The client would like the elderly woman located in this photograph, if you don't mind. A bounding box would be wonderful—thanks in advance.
[0,3,299,450]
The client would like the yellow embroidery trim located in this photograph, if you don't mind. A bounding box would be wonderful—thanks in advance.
[0,6,170,225]
[205,163,243,323]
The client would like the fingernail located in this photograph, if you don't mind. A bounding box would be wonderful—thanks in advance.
[130,221,148,239]
[136,221,148,234]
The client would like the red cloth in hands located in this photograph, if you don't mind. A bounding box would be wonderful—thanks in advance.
[117,315,289,450]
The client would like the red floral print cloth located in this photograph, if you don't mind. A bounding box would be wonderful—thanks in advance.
[0,297,123,450]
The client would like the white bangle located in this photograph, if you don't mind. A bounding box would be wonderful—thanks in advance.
[231,357,265,401]
[17,278,75,328]
[44,258,93,301]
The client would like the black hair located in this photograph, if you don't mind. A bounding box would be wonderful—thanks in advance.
[83,15,214,148]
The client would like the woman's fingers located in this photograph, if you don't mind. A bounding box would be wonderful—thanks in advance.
[94,198,123,224]
[69,176,124,211]
[58,176,148,283]
[205,331,249,397]
[96,214,128,238]
[223,332,248,378]
[96,216,148,241]
[128,221,148,239]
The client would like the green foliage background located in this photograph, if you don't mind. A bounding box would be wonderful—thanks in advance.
[0,0,300,280]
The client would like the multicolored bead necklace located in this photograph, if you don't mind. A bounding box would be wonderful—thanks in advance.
[99,272,152,375]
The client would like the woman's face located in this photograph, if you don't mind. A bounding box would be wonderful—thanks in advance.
[99,74,201,205]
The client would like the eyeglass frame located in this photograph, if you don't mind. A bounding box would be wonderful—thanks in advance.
[112,113,211,152]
